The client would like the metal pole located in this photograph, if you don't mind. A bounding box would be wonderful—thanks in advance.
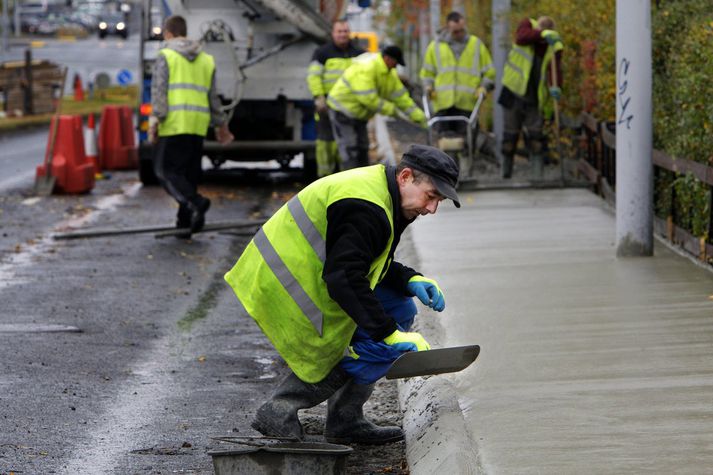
[451,0,465,16]
[13,0,19,37]
[615,0,653,256]
[430,0,440,42]
[491,0,510,171]
[2,0,9,57]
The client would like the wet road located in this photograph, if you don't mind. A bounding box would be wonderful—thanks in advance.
[409,188,713,473]
[0,127,48,191]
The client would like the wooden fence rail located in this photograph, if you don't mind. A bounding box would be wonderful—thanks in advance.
[576,112,713,264]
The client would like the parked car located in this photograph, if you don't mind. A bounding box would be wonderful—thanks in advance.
[98,12,128,39]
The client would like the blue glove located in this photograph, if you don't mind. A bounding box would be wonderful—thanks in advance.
[407,275,445,312]
[549,86,561,101]
[383,329,430,352]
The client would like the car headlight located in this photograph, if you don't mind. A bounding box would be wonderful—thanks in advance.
[116,22,125,30]
[152,26,161,36]
[99,21,107,29]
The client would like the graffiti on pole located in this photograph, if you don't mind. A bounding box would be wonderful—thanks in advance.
[617,58,633,129]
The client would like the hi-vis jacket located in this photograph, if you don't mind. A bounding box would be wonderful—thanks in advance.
[307,41,364,98]
[225,165,402,383]
[502,18,564,112]
[420,34,496,113]
[157,48,215,137]
[327,53,426,124]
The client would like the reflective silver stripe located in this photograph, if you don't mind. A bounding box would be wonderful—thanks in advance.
[325,69,344,75]
[168,83,209,93]
[344,346,353,357]
[287,196,326,263]
[327,96,357,118]
[375,99,386,114]
[454,84,476,94]
[309,60,324,71]
[434,41,444,70]
[253,227,324,336]
[390,88,407,99]
[481,64,494,75]
[342,77,376,96]
[403,104,416,116]
[435,85,454,92]
[470,39,481,76]
[421,77,435,86]
[422,63,436,73]
[512,45,533,63]
[167,104,210,113]
[506,60,525,78]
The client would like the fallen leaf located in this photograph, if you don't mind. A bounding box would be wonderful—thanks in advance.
[197,355,206,363]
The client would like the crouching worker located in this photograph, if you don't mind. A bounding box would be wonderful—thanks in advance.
[224,144,461,444]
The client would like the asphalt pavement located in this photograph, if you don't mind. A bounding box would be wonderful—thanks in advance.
[403,187,713,474]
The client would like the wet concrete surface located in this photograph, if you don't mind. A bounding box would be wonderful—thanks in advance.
[409,188,713,473]
[0,160,407,473]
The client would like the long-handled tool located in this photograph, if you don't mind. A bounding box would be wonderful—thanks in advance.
[385,344,480,379]
[550,55,566,187]
[34,66,68,196]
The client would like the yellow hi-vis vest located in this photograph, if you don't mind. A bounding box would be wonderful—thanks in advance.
[158,48,215,137]
[502,19,564,112]
[224,165,395,383]
[327,53,425,124]
[419,35,495,113]
[307,56,356,97]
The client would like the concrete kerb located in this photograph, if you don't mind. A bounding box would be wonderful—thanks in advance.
[393,227,481,474]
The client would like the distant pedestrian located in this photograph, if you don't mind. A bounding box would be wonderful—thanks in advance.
[307,20,364,177]
[149,15,233,238]
[498,16,563,179]
[327,46,427,170]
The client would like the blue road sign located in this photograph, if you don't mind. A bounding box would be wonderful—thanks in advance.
[117,69,133,85]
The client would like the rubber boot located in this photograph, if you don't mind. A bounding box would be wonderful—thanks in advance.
[531,154,544,180]
[501,154,514,179]
[325,380,404,445]
[252,367,349,440]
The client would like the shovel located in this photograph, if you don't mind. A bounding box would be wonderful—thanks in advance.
[34,67,68,196]
[385,344,480,379]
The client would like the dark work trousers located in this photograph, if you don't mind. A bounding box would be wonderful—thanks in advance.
[153,134,205,225]
[434,107,470,136]
[328,108,369,170]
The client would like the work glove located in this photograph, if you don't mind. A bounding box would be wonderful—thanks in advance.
[475,86,487,98]
[549,86,561,101]
[541,29,562,47]
[407,275,445,312]
[215,123,234,145]
[314,95,328,114]
[412,109,428,129]
[481,77,495,92]
[383,329,431,352]
[426,85,437,100]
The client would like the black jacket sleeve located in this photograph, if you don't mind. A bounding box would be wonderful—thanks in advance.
[323,198,398,341]
[380,260,419,295]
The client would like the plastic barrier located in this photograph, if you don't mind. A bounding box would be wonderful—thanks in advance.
[84,113,99,172]
[98,105,138,170]
[36,115,96,194]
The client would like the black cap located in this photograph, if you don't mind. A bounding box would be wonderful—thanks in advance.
[401,144,461,208]
[382,45,405,66]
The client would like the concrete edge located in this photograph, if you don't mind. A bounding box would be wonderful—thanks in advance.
[392,225,481,474]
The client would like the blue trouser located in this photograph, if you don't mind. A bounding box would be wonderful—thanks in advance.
[339,285,418,385]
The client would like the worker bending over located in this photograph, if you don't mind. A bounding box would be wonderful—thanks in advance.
[327,46,427,170]
[225,144,460,444]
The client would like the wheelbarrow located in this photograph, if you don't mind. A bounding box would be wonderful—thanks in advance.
[423,90,486,182]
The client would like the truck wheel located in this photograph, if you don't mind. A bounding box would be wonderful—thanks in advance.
[138,143,159,185]
[302,150,317,183]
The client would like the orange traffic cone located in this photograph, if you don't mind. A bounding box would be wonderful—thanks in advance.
[73,73,84,102]
[84,114,101,177]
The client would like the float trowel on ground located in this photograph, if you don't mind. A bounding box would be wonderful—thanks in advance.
[385,345,480,379]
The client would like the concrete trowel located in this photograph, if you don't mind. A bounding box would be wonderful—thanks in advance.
[385,345,480,379]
